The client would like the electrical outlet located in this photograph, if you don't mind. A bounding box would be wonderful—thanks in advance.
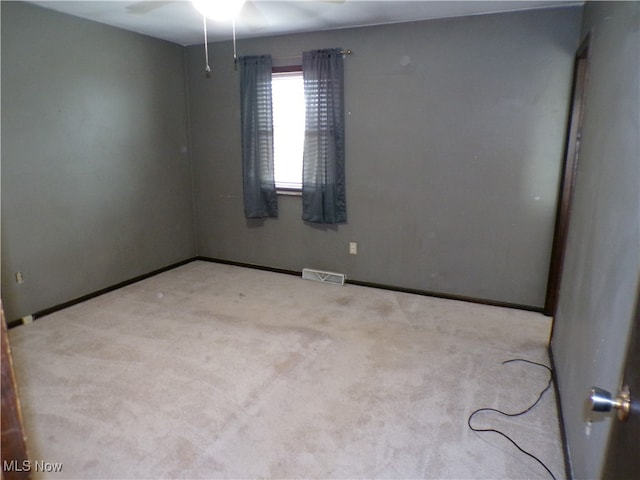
[15,272,24,284]
[349,242,358,255]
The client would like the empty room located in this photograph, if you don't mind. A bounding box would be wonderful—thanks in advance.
[1,1,638,479]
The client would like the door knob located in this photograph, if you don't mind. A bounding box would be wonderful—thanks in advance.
[589,385,631,421]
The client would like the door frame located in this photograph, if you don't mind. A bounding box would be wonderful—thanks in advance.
[545,36,590,319]
[1,303,30,479]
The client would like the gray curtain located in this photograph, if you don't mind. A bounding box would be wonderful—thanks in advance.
[239,55,278,218]
[302,48,347,224]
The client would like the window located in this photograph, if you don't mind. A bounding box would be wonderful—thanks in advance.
[239,51,345,222]
[272,68,304,192]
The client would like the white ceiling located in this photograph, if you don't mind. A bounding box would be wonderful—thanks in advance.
[27,0,582,46]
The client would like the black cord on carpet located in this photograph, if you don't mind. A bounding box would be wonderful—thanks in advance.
[467,359,556,480]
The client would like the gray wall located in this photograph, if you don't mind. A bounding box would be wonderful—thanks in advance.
[551,2,640,478]
[1,3,584,321]
[187,6,582,309]
[1,2,196,321]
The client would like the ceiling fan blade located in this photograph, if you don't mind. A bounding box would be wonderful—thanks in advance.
[236,0,348,34]
[126,1,175,15]
[237,0,269,32]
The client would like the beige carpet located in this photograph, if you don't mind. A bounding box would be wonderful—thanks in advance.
[8,261,565,479]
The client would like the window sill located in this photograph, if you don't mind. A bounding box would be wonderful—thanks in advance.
[277,189,302,197]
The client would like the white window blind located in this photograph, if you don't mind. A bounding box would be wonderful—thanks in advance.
[272,71,305,191]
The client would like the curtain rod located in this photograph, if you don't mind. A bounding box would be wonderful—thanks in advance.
[274,49,353,60]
